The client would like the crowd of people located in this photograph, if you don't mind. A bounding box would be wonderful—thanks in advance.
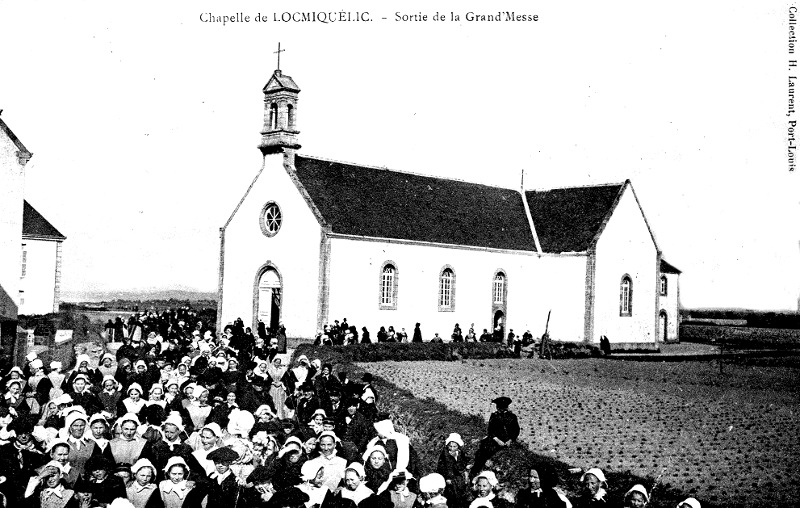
[313,320,538,360]
[0,309,702,508]
[313,321,535,348]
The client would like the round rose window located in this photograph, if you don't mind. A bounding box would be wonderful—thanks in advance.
[260,202,282,237]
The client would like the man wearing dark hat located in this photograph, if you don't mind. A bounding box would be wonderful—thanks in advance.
[321,419,360,465]
[241,466,277,507]
[271,486,311,508]
[342,398,371,453]
[0,415,46,504]
[295,383,322,425]
[471,396,520,478]
[315,363,342,403]
[279,418,304,442]
[75,455,127,505]
[207,446,241,505]
[336,372,360,401]
[238,374,276,414]
[360,373,378,403]
[324,391,346,428]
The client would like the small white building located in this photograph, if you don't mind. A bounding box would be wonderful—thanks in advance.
[658,259,682,343]
[20,201,66,315]
[0,114,31,347]
[218,68,681,350]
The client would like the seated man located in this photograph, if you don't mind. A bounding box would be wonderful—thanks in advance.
[470,396,519,478]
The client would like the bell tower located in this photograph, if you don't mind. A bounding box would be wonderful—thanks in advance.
[258,44,301,155]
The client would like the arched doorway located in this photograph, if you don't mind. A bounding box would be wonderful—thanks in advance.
[493,310,505,342]
[257,268,282,333]
[658,310,668,342]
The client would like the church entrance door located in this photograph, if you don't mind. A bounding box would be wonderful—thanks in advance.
[258,269,282,332]
[658,310,668,342]
[493,310,505,342]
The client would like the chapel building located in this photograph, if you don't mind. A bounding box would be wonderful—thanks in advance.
[0,113,66,362]
[217,68,681,349]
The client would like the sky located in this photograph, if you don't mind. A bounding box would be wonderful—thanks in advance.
[0,1,797,310]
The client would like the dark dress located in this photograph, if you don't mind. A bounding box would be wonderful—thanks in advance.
[515,489,568,508]
[572,494,608,508]
[364,463,392,493]
[142,440,205,482]
[343,411,373,453]
[436,448,470,508]
[74,473,127,505]
[0,442,47,506]
[207,472,240,507]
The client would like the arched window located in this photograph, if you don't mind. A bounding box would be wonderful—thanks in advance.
[438,267,455,311]
[620,275,633,316]
[269,103,278,130]
[493,272,506,305]
[287,103,295,130]
[379,262,398,310]
[660,275,668,296]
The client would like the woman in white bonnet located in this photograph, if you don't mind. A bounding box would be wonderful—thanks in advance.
[469,471,512,508]
[126,458,158,508]
[97,352,117,378]
[437,432,469,507]
[575,468,608,507]
[676,498,701,508]
[289,355,316,392]
[623,484,649,508]
[266,355,291,419]
[63,353,100,388]
[25,359,52,415]
[341,462,374,505]
[419,473,448,508]
[47,361,65,401]
[5,378,30,415]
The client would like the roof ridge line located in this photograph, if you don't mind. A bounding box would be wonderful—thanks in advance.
[295,153,517,192]
[525,181,627,192]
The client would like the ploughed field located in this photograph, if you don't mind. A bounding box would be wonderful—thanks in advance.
[358,358,800,507]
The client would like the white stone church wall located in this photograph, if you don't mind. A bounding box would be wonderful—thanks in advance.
[325,238,588,343]
[220,154,322,338]
[527,255,590,343]
[593,186,658,347]
[19,238,58,315]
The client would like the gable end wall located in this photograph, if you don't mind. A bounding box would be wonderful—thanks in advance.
[592,186,658,348]
[219,153,322,337]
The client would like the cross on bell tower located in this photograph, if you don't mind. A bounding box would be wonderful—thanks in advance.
[258,43,301,155]
[274,43,285,71]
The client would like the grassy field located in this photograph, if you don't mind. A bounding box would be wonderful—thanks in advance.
[680,324,800,349]
[359,357,800,507]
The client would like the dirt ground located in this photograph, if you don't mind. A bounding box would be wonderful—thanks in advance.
[361,357,800,507]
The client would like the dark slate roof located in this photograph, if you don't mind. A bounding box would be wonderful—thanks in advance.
[525,183,625,253]
[293,155,537,251]
[660,259,681,274]
[23,201,65,240]
[263,70,300,93]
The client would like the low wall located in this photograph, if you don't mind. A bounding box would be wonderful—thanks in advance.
[610,341,660,352]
